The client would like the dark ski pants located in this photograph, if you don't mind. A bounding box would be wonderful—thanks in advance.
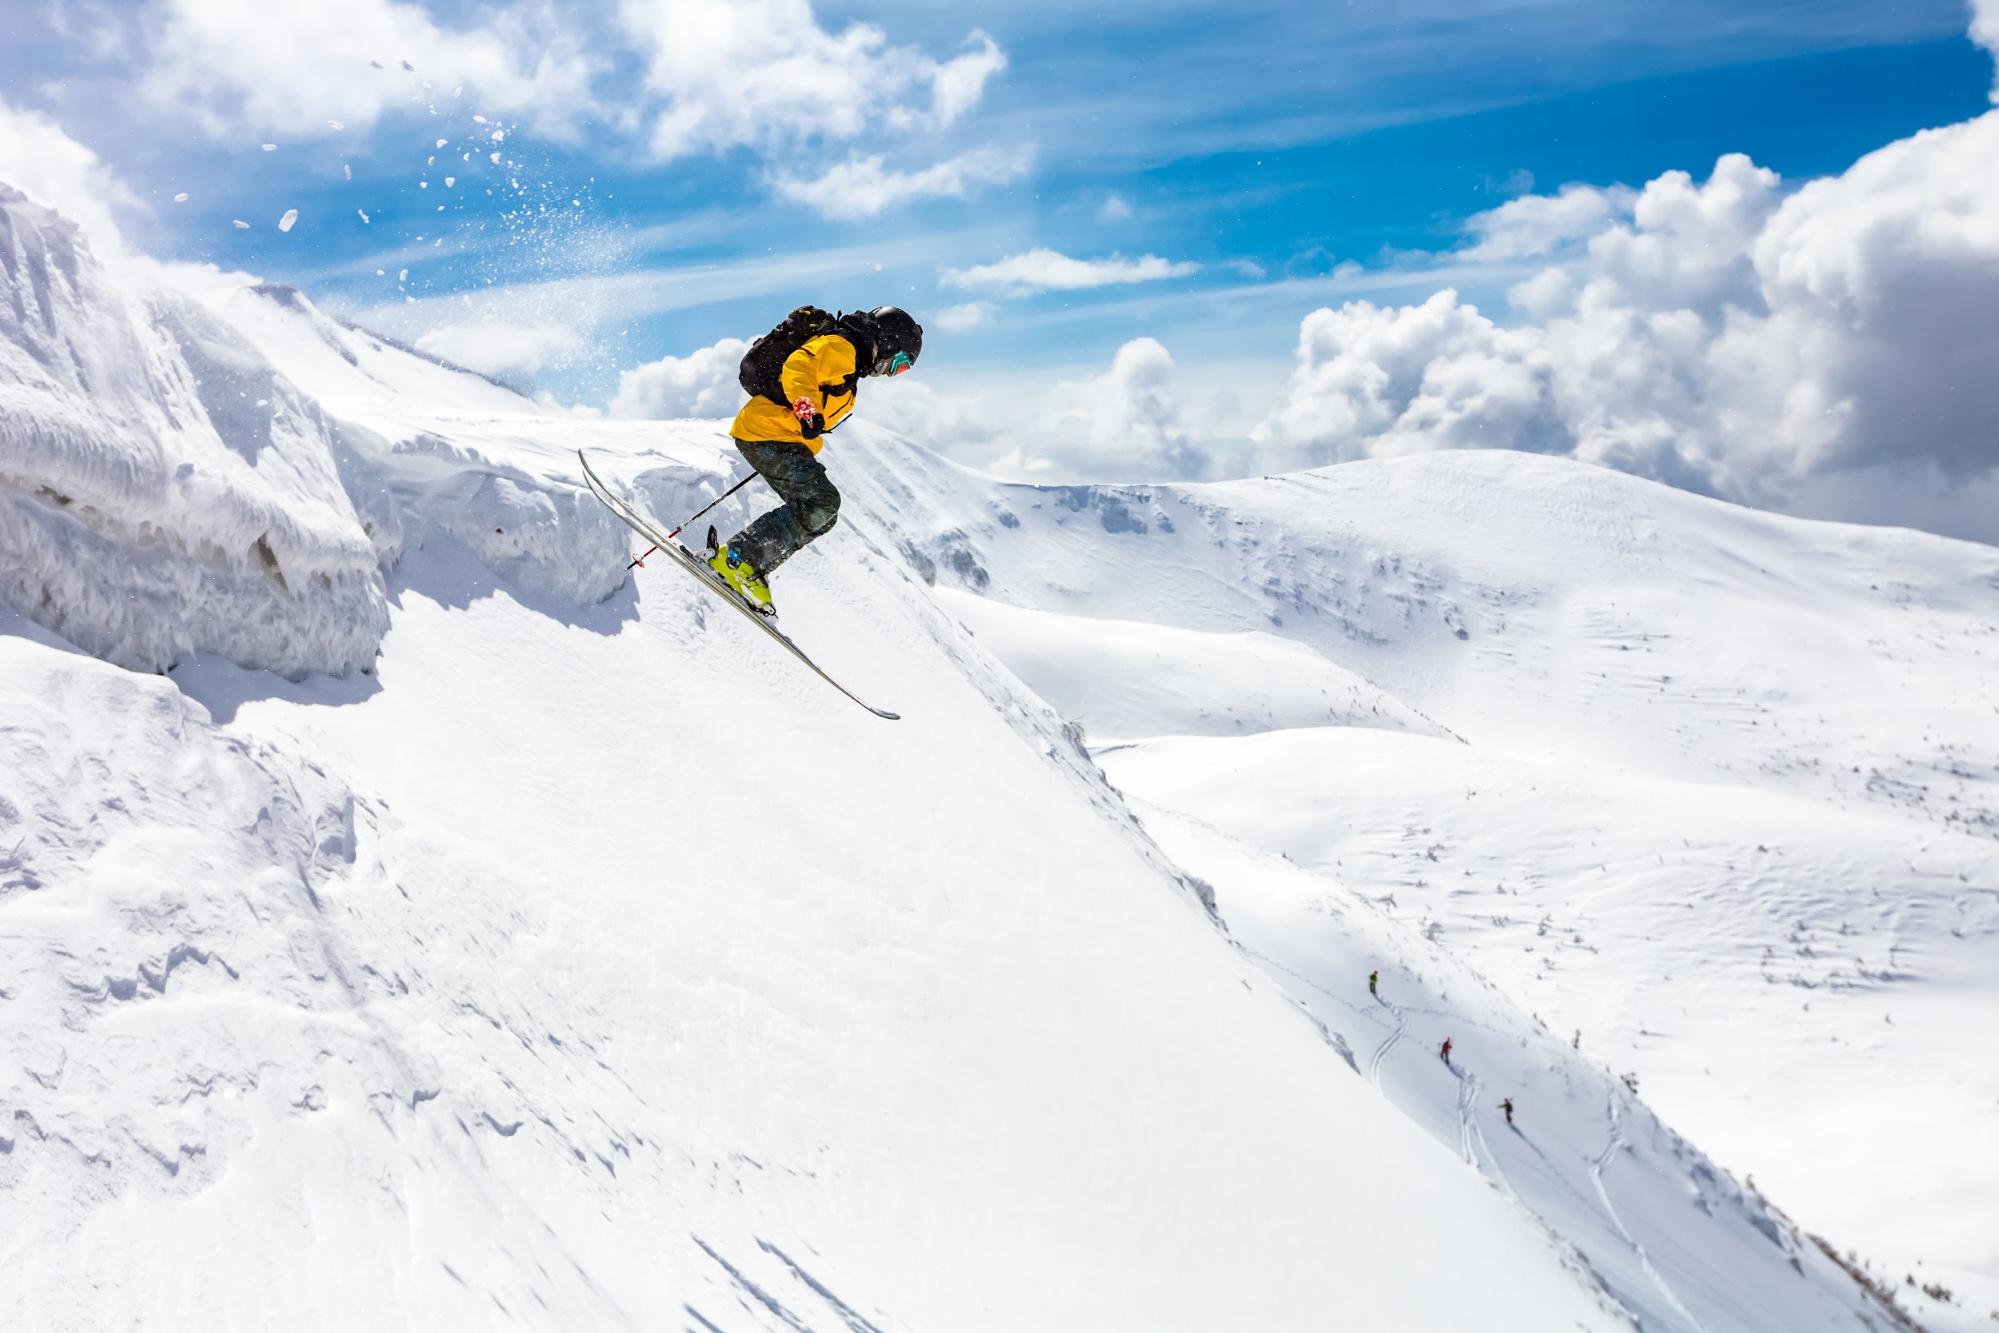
[725,438,841,575]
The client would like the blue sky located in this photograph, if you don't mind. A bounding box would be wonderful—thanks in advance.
[1,1,1994,420]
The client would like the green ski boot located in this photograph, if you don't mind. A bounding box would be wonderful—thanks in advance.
[706,529,774,615]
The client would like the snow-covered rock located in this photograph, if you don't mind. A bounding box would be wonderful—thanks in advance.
[0,186,386,677]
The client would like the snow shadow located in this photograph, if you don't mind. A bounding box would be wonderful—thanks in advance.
[391,530,641,638]
[170,651,383,725]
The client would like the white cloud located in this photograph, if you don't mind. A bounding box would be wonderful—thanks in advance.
[1461,183,1636,261]
[1099,193,1134,223]
[865,375,999,448]
[0,97,144,258]
[415,321,587,379]
[1974,0,1999,99]
[619,0,1004,159]
[608,337,750,418]
[774,146,1029,219]
[1032,337,1206,480]
[942,248,1200,296]
[934,302,996,333]
[138,0,600,139]
[860,342,1245,483]
[1253,114,1999,541]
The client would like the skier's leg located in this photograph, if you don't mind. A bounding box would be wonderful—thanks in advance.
[725,440,842,575]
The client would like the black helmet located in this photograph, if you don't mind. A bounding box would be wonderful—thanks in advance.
[867,306,923,376]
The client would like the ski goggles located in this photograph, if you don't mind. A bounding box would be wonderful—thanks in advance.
[878,350,913,377]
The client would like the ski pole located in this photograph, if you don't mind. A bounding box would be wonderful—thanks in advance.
[628,471,759,569]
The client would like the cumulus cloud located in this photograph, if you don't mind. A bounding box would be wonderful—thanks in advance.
[774,146,1029,219]
[138,0,600,139]
[1461,183,1636,261]
[415,321,588,379]
[619,0,1005,159]
[865,375,1000,450]
[1050,338,1204,478]
[942,248,1200,296]
[1252,117,1999,540]
[0,97,144,258]
[608,337,750,418]
[1975,0,1999,98]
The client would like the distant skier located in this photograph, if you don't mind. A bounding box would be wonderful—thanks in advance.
[1501,1097,1514,1126]
[1368,969,1379,998]
[706,305,925,612]
[1439,1038,1453,1063]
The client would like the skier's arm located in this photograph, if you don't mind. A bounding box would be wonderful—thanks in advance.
[780,340,829,435]
[780,336,858,439]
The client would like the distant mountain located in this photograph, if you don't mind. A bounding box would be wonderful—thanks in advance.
[862,432,1999,1326]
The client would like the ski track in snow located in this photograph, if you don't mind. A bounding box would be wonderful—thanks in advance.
[1589,1094,1706,1333]
[1367,1000,1407,1086]
[1453,1067,1478,1165]
[1459,1070,1520,1202]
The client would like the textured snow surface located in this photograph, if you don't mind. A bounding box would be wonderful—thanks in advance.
[869,434,1999,1325]
[0,187,386,676]
[0,183,1958,1331]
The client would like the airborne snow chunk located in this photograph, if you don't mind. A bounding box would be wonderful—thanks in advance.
[278,209,298,232]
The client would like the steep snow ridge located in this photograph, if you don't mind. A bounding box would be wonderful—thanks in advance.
[219,280,651,609]
[857,428,1999,1321]
[3,444,1625,1330]
[1126,799,1919,1333]
[0,186,386,676]
[217,282,535,423]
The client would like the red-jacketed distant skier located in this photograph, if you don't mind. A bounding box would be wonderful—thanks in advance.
[705,306,924,614]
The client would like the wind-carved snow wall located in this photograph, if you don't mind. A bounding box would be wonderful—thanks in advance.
[0,185,389,677]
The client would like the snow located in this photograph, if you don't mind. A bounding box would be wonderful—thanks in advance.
[277,208,298,232]
[868,433,1999,1322]
[0,187,385,677]
[2,178,1981,1330]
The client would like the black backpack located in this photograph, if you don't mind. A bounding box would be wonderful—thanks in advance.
[738,306,842,406]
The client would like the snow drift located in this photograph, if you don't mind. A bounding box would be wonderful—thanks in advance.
[0,187,386,676]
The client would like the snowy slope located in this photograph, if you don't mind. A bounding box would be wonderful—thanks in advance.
[0,181,1945,1331]
[0,457,1624,1331]
[0,193,1631,1331]
[862,433,1999,1323]
[0,187,385,676]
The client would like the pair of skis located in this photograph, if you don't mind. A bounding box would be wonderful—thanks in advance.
[576,450,899,721]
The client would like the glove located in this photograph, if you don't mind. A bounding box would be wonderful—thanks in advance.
[792,396,826,440]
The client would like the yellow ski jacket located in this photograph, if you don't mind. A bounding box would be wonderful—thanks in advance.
[730,333,861,453]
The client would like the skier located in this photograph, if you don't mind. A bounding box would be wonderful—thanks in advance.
[1439,1038,1453,1063]
[707,306,925,612]
[1501,1097,1514,1126]
[1368,969,1379,998]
